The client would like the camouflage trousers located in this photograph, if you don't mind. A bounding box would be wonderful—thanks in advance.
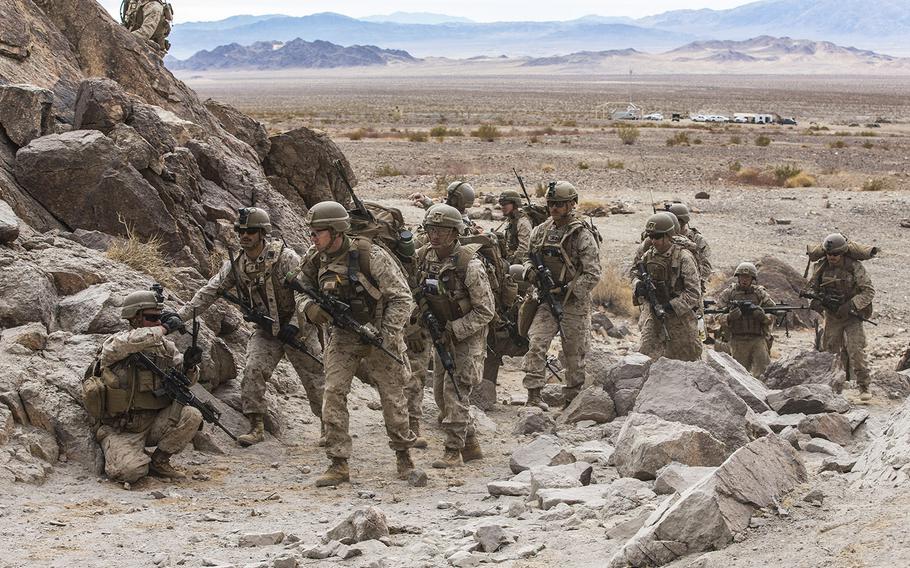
[242,328,324,418]
[404,328,431,421]
[638,305,703,362]
[822,317,870,388]
[729,335,771,377]
[96,403,202,483]
[433,330,486,450]
[523,307,589,393]
[323,330,415,459]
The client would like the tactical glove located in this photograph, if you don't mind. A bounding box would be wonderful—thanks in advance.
[277,324,299,343]
[809,299,823,314]
[405,331,425,353]
[304,302,332,326]
[836,301,853,319]
[633,280,646,298]
[750,306,766,319]
[182,346,203,371]
[728,307,742,321]
[661,303,675,315]
[160,311,184,334]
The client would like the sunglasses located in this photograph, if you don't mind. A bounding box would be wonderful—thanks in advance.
[647,233,667,240]
[235,228,260,235]
[426,227,453,236]
[308,229,330,238]
[143,313,161,322]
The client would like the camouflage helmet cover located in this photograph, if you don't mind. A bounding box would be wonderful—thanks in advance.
[663,211,681,235]
[307,201,351,232]
[734,262,759,279]
[645,212,676,236]
[823,233,848,254]
[545,180,578,202]
[121,290,162,319]
[235,207,272,232]
[498,189,523,205]
[446,181,475,210]
[423,203,464,231]
[667,202,690,224]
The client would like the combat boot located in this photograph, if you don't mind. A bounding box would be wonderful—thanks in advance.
[410,417,428,449]
[237,413,265,447]
[315,457,350,487]
[859,384,872,402]
[432,447,462,469]
[526,388,549,411]
[396,450,415,480]
[148,449,186,480]
[461,435,483,463]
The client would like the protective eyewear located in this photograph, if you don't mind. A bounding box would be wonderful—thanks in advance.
[143,313,161,322]
[235,228,260,235]
[426,226,453,236]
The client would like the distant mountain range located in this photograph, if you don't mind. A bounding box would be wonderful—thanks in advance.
[166,0,910,60]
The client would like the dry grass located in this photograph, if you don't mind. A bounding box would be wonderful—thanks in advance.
[592,259,635,316]
[784,172,817,188]
[616,124,640,145]
[577,161,590,170]
[606,160,624,169]
[861,177,890,191]
[374,164,403,177]
[829,140,847,149]
[755,134,771,147]
[541,164,555,173]
[106,215,176,287]
[666,132,690,146]
[733,167,776,186]
[471,124,501,141]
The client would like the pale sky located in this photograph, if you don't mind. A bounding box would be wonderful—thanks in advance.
[99,0,755,24]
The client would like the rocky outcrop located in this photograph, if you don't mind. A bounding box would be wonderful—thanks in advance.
[762,350,845,391]
[562,385,616,424]
[204,98,271,160]
[0,197,21,243]
[264,128,357,209]
[853,397,910,485]
[0,84,54,147]
[602,353,652,416]
[704,350,771,413]
[766,384,850,415]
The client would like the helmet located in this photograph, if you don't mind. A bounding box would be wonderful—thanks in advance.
[823,233,848,254]
[644,212,676,236]
[667,203,690,224]
[234,207,271,232]
[664,211,681,235]
[446,181,475,210]
[307,201,351,232]
[734,262,758,279]
[508,264,527,282]
[121,290,161,319]
[498,190,523,206]
[545,181,578,202]
[423,204,464,231]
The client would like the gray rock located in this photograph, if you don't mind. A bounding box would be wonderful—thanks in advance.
[803,489,825,505]
[540,384,565,408]
[73,78,134,132]
[562,385,616,424]
[0,84,54,146]
[798,413,852,445]
[600,478,658,516]
[757,411,805,433]
[0,323,48,352]
[570,440,615,466]
[272,555,297,568]
[486,480,531,497]
[69,229,115,252]
[238,532,285,547]
[334,544,359,560]
[474,525,512,553]
[0,254,57,328]
[653,463,717,495]
[613,413,728,480]
[779,425,811,450]
[0,405,12,445]
[820,455,856,473]
[602,353,653,416]
[302,540,341,559]
[853,397,910,485]
[0,198,20,243]
[408,468,428,487]
[264,127,356,208]
[109,123,162,174]
[469,406,497,435]
[767,384,850,415]
[324,506,389,545]
[539,502,575,521]
[871,369,910,400]
[801,437,847,457]
[536,484,607,510]
[349,539,388,557]
[762,350,845,392]
[447,550,480,567]
[204,98,271,161]
[529,461,593,498]
[509,435,575,474]
[608,435,807,567]
[633,358,754,450]
[704,350,771,413]
[512,407,555,436]
[55,283,122,334]
[844,409,869,431]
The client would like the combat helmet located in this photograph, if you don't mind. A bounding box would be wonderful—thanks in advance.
[121,290,162,320]
[734,262,759,280]
[822,233,848,254]
[663,211,682,235]
[644,212,676,236]
[446,181,475,211]
[424,203,465,232]
[667,202,690,224]
[235,207,272,232]
[545,181,578,203]
[307,201,351,233]
[498,189,523,206]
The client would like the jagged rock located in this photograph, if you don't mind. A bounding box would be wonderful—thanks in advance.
[0,404,12,445]
[204,98,271,160]
[486,479,531,497]
[602,353,652,416]
[853,397,910,485]
[613,413,728,480]
[779,426,811,450]
[871,369,910,400]
[509,435,575,474]
[55,283,123,334]
[608,435,806,567]
[800,437,847,457]
[263,127,356,209]
[536,484,606,510]
[562,386,616,424]
[540,384,565,408]
[0,252,57,328]
[844,409,869,431]
[239,532,285,547]
[584,346,616,387]
[570,440,615,466]
[1,323,48,352]
[0,197,21,243]
[633,358,754,450]
[653,463,717,495]
[704,350,771,413]
[0,84,54,147]
[757,411,805,433]
[762,350,845,392]
[474,525,513,553]
[67,229,115,252]
[325,506,389,545]
[767,384,850,415]
[512,407,555,436]
[73,78,135,132]
[302,540,341,560]
[0,442,52,484]
[820,455,856,473]
[272,555,298,568]
[109,123,162,174]
[798,413,852,445]
[529,461,593,498]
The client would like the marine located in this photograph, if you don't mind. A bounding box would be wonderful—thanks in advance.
[715,262,776,376]
[123,0,173,54]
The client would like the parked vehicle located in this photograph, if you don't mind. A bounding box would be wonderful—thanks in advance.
[691,114,707,122]
[671,113,682,122]
[707,115,729,123]
[643,113,664,121]
[779,118,797,125]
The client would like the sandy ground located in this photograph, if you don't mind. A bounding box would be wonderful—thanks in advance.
[2,74,909,568]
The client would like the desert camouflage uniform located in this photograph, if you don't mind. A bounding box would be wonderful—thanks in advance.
[94,327,202,483]
[808,256,875,388]
[685,226,712,289]
[416,245,495,450]
[293,237,416,459]
[504,208,533,265]
[522,214,602,400]
[634,244,703,361]
[630,234,701,280]
[179,241,324,419]
[126,0,172,53]
[716,283,775,376]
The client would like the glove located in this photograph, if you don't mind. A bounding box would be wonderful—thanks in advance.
[304,302,332,326]
[809,299,823,314]
[633,280,647,298]
[750,306,766,319]
[182,346,203,371]
[661,303,675,315]
[405,331,425,353]
[836,301,852,319]
[160,311,184,334]
[442,322,456,345]
[525,268,538,286]
[277,324,299,343]
[728,307,742,321]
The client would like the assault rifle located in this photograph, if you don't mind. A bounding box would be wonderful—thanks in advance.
[289,282,405,365]
[513,168,532,206]
[333,159,373,223]
[799,290,877,326]
[703,300,809,316]
[635,261,670,341]
[528,251,565,337]
[132,352,238,441]
[414,290,460,401]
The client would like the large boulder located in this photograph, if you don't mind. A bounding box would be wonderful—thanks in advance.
[704,350,771,413]
[871,369,910,400]
[653,463,717,495]
[0,197,21,243]
[633,358,754,450]
[613,413,728,480]
[0,249,58,328]
[324,507,390,545]
[204,98,271,161]
[509,435,576,474]
[766,384,850,415]
[0,84,54,147]
[608,435,806,567]
[797,413,852,446]
[761,350,845,392]
[73,78,134,133]
[602,353,653,416]
[55,283,124,334]
[264,127,356,209]
[562,385,616,424]
[853,397,910,485]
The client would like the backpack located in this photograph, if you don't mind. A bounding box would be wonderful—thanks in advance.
[456,233,518,313]
[522,204,549,228]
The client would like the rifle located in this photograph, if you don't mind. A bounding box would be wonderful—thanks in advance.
[332,159,373,223]
[132,352,238,441]
[289,282,405,365]
[414,291,460,401]
[545,356,564,383]
[703,300,808,316]
[635,261,670,341]
[528,251,565,337]
[799,291,877,326]
[513,168,533,206]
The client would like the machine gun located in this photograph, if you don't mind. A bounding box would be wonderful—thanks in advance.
[635,261,670,341]
[132,352,238,441]
[414,290,460,401]
[799,290,877,326]
[333,159,373,223]
[528,251,565,337]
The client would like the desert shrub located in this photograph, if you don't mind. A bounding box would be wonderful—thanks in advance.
[528,135,539,144]
[666,132,690,146]
[430,125,448,139]
[374,164,402,177]
[347,128,367,140]
[541,164,555,173]
[592,260,635,316]
[530,126,557,136]
[861,177,889,191]
[784,172,816,188]
[834,131,851,136]
[829,140,847,149]
[617,124,640,145]
[534,182,547,197]
[560,119,577,127]
[755,135,771,147]
[407,130,428,142]
[729,135,742,145]
[693,138,703,145]
[862,141,875,149]
[807,125,829,132]
[434,174,454,195]
[729,161,742,172]
[560,138,571,145]
[734,167,775,186]
[773,164,803,185]
[106,216,176,287]
[577,161,590,170]
[471,124,500,141]
[859,131,878,137]
[607,160,624,169]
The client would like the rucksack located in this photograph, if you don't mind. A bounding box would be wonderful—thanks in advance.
[348,201,408,252]
[522,204,549,228]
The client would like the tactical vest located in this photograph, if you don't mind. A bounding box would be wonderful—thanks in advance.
[726,286,766,337]
[100,352,172,417]
[813,257,858,302]
[416,244,478,323]
[642,245,685,305]
[233,240,290,335]
[315,236,382,325]
[505,210,528,255]
[530,218,588,290]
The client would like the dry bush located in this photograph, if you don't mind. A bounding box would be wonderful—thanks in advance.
[729,160,742,172]
[471,124,500,141]
[733,167,775,186]
[430,126,463,140]
[773,164,802,185]
[666,132,690,146]
[577,161,590,170]
[859,131,878,137]
[755,135,771,147]
[693,138,703,145]
[834,131,851,136]
[861,177,890,191]
[607,160,624,169]
[862,141,875,149]
[407,130,429,142]
[529,126,557,136]
[374,164,403,177]
[616,124,640,145]
[434,175,454,195]
[559,119,577,127]
[729,135,742,145]
[541,164,555,173]
[592,260,635,317]
[528,135,539,144]
[535,182,546,197]
[784,172,816,188]
[106,216,176,287]
[829,140,847,149]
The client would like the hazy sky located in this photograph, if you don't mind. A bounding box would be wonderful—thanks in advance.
[99,1,755,23]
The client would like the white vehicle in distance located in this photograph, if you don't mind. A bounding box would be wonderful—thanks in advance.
[707,115,729,123]
[691,114,707,122]
[643,113,664,121]
[733,116,749,123]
